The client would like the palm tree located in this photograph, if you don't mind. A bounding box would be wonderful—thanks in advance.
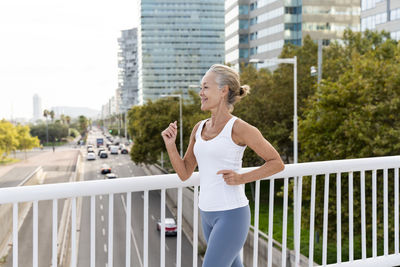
[43,109,49,144]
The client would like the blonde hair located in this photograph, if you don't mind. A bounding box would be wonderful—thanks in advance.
[208,64,250,111]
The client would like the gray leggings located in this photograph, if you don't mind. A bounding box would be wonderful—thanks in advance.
[200,205,250,267]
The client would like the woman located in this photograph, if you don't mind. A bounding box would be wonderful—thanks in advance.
[161,64,284,267]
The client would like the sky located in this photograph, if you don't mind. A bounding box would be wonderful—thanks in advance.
[0,0,138,120]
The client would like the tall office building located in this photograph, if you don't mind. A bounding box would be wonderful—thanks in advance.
[32,94,42,121]
[361,0,400,40]
[225,0,360,70]
[138,0,225,104]
[118,28,139,112]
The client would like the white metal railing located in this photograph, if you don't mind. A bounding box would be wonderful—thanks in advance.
[0,156,399,267]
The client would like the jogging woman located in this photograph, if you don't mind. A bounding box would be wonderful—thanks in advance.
[161,64,284,267]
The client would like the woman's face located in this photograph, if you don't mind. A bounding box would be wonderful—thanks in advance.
[199,71,226,111]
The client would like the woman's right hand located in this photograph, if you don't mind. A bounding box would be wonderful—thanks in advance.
[161,121,178,146]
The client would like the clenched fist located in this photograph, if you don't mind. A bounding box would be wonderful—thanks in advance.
[161,121,178,146]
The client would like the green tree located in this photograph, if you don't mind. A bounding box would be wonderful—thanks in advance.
[298,30,400,244]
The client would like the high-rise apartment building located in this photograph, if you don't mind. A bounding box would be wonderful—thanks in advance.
[361,0,400,40]
[225,0,360,70]
[32,94,42,121]
[118,28,139,112]
[138,0,225,104]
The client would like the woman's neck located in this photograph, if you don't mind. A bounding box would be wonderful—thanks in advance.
[209,105,231,127]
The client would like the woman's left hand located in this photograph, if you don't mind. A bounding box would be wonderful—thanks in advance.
[217,170,244,185]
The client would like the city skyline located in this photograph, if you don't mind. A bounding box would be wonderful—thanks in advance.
[0,0,138,120]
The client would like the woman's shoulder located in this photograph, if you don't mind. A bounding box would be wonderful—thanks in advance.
[232,117,253,131]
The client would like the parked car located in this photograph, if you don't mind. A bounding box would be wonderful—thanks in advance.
[110,145,119,155]
[86,152,96,160]
[99,151,108,158]
[87,147,95,153]
[101,164,111,174]
[105,173,117,179]
[86,144,93,151]
[157,218,177,236]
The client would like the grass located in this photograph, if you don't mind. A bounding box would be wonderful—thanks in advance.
[0,157,20,165]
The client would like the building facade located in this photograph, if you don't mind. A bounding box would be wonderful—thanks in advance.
[361,0,400,40]
[225,0,360,70]
[32,94,42,121]
[118,28,139,112]
[137,0,225,104]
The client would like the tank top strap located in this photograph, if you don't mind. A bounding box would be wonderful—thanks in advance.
[195,119,208,140]
[220,116,237,137]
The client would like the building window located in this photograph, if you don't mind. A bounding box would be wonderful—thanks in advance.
[391,8,400,21]
[285,39,301,46]
[239,20,249,29]
[250,32,258,40]
[239,5,249,15]
[250,2,257,11]
[285,6,302,14]
[250,17,257,25]
[239,49,249,58]
[250,47,258,55]
[239,34,249,44]
[285,23,301,31]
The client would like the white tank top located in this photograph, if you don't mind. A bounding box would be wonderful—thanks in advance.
[193,116,249,211]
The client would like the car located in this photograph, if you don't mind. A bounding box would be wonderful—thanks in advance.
[99,151,108,158]
[157,218,177,236]
[87,147,94,153]
[110,145,119,155]
[121,147,129,154]
[101,164,111,174]
[98,147,106,156]
[86,152,96,160]
[105,173,118,179]
[87,145,94,151]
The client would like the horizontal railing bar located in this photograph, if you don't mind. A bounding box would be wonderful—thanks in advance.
[325,254,400,267]
[1,156,399,204]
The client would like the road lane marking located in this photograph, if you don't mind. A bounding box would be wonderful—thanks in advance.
[166,244,169,251]
[101,215,104,222]
[120,195,143,267]
[100,195,103,200]
[151,214,155,221]
[102,228,106,236]
[104,244,107,253]
[100,204,103,210]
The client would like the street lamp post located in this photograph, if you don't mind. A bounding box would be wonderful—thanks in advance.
[249,57,298,164]
[160,94,183,158]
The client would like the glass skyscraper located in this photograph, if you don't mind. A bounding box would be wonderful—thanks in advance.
[138,0,225,104]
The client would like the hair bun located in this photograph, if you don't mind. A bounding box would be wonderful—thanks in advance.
[239,85,250,97]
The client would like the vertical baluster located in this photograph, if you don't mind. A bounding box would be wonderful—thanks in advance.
[108,194,114,267]
[384,168,388,256]
[160,189,165,267]
[90,196,95,267]
[143,191,149,267]
[193,186,199,267]
[13,203,18,267]
[52,199,58,267]
[372,170,377,257]
[322,173,329,265]
[295,176,303,266]
[349,172,354,261]
[176,187,182,267]
[361,171,366,259]
[253,180,260,267]
[309,175,316,267]
[336,173,342,263]
[281,178,289,267]
[395,168,399,254]
[71,198,76,267]
[126,192,131,267]
[33,201,38,267]
[268,178,275,267]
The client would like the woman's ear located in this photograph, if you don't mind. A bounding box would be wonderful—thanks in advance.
[221,85,229,97]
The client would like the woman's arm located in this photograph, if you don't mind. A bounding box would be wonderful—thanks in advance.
[217,119,284,185]
[161,121,199,181]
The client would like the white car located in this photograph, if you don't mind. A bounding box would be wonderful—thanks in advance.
[157,218,177,236]
[110,145,119,155]
[86,152,96,160]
